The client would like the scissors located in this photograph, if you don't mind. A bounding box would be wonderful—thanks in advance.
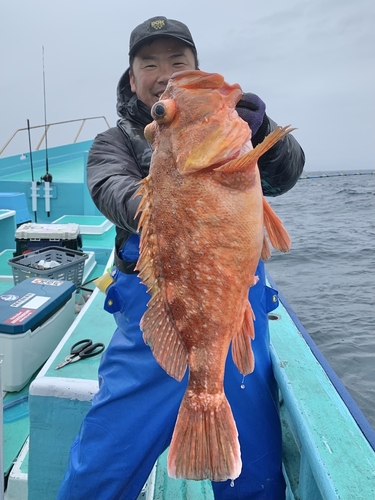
[55,339,105,370]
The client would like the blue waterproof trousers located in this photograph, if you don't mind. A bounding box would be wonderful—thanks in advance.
[57,252,285,500]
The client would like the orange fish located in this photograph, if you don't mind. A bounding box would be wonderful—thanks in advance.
[135,70,292,482]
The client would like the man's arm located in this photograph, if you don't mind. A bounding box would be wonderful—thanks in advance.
[86,127,143,233]
[255,116,305,196]
[237,94,305,197]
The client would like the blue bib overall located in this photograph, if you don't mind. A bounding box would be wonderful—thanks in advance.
[57,235,285,500]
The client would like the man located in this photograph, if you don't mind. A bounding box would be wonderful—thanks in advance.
[57,16,305,500]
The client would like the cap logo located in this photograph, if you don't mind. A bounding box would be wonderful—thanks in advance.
[150,19,165,30]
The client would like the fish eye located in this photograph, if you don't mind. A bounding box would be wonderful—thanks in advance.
[153,104,165,117]
[151,99,176,124]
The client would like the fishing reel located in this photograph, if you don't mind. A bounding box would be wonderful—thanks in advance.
[40,172,53,183]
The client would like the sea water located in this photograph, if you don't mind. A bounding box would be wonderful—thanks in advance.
[265,171,375,429]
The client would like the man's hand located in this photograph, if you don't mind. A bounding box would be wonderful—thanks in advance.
[236,93,266,136]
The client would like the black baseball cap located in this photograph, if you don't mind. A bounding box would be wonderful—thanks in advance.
[129,16,196,57]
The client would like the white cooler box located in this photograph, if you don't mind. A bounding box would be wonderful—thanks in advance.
[0,278,76,391]
[14,222,82,256]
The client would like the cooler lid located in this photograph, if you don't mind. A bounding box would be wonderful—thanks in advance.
[15,223,80,240]
[0,278,76,334]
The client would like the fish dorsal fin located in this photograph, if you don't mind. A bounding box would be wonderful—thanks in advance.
[231,301,255,375]
[214,125,296,174]
[172,70,225,90]
[263,197,291,252]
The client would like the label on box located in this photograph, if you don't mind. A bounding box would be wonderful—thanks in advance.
[5,309,35,324]
[10,293,36,308]
[31,278,64,286]
[23,296,50,309]
[0,294,20,302]
[7,293,51,309]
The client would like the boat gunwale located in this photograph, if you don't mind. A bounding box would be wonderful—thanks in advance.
[266,270,375,451]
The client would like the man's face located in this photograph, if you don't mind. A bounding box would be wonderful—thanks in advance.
[129,37,196,109]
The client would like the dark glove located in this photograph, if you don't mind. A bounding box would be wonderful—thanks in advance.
[236,93,266,137]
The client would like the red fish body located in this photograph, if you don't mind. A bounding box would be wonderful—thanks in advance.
[135,70,292,482]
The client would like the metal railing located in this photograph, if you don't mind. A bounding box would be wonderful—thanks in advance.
[0,116,111,156]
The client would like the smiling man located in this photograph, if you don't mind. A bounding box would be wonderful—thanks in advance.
[129,37,197,108]
[57,16,305,500]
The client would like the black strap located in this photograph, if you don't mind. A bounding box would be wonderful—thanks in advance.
[114,251,138,274]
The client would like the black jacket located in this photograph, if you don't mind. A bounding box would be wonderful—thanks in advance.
[87,70,305,271]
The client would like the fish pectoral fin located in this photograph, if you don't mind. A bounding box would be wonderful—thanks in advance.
[168,390,241,481]
[263,197,291,252]
[141,294,188,381]
[232,301,255,375]
[261,232,271,260]
[214,125,296,173]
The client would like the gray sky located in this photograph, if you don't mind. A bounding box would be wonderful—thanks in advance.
[1,0,374,170]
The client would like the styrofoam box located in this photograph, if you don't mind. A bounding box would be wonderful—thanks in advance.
[15,223,80,240]
[14,222,82,256]
[0,278,76,391]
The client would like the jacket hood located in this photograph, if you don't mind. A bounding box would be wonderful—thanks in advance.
[116,69,152,126]
[116,69,134,117]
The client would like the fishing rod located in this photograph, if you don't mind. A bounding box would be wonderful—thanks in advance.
[41,46,52,217]
[27,119,38,222]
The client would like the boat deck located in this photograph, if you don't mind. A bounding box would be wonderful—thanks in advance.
[4,278,373,500]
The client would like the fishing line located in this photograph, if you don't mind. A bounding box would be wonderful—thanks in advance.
[41,45,52,216]
[42,46,51,180]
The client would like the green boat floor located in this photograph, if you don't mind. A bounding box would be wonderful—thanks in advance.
[152,449,214,500]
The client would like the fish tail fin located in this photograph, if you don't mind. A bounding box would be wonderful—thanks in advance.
[232,301,255,375]
[168,390,241,481]
[263,197,291,252]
